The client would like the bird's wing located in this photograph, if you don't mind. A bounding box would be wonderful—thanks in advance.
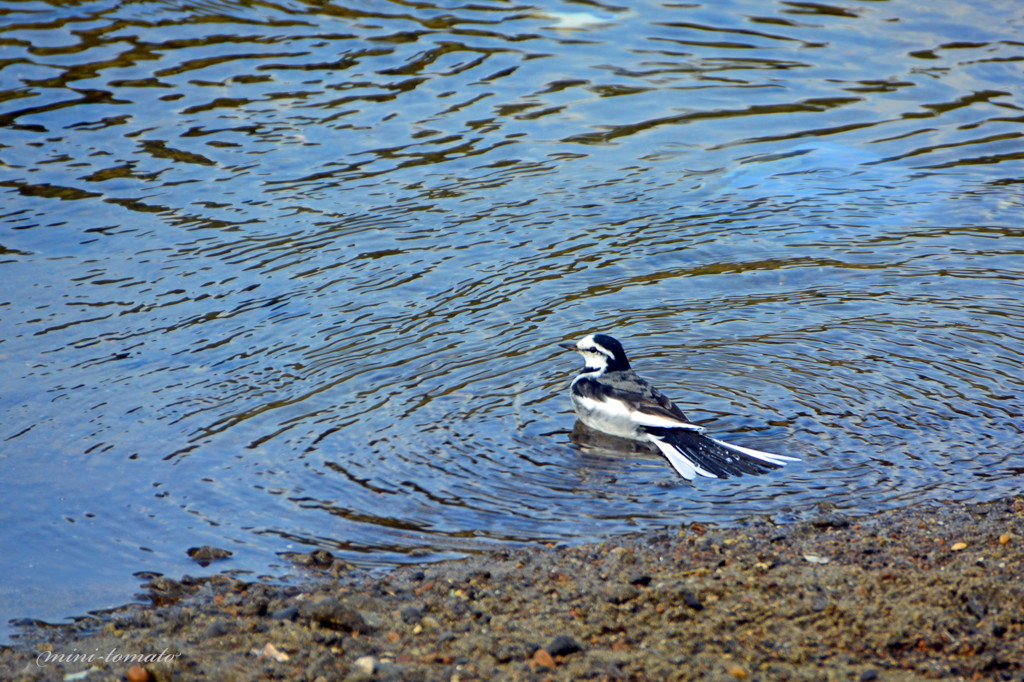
[578,371,705,432]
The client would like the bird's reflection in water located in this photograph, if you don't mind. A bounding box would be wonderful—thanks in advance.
[569,421,687,488]
[570,420,658,455]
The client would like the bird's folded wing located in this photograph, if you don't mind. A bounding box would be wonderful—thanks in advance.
[573,373,705,431]
[603,373,706,432]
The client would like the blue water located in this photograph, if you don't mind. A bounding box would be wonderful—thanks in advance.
[2,0,1023,640]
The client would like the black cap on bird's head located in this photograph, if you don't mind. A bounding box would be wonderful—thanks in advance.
[559,332,631,371]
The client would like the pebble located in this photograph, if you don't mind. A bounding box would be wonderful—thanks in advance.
[202,619,230,638]
[669,584,703,611]
[240,597,268,617]
[605,584,639,604]
[186,545,233,564]
[812,511,851,529]
[146,576,184,596]
[400,605,423,624]
[545,634,583,657]
[299,597,370,633]
[726,663,749,679]
[287,549,336,567]
[252,642,290,662]
[629,573,652,586]
[951,542,968,551]
[354,655,376,675]
[271,604,299,621]
[532,648,556,669]
[126,665,150,682]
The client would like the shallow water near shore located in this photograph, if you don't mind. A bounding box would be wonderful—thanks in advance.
[2,0,1023,639]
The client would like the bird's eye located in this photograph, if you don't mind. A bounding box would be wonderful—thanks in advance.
[585,347,598,353]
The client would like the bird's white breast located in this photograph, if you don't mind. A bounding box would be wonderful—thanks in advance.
[570,391,644,440]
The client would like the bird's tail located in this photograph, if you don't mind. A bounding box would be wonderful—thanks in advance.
[645,427,798,480]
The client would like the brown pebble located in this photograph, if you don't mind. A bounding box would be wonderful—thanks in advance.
[951,541,968,551]
[186,545,233,563]
[126,665,150,682]
[999,534,1012,545]
[532,648,556,668]
[727,663,749,679]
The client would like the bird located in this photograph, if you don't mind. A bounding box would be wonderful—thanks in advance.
[560,333,798,481]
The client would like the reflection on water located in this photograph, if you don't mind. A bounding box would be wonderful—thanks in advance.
[1,0,1023,635]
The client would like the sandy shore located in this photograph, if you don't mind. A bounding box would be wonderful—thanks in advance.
[3,497,1022,681]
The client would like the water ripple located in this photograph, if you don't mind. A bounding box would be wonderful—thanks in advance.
[2,0,1024,637]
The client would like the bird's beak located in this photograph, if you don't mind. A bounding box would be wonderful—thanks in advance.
[558,342,578,351]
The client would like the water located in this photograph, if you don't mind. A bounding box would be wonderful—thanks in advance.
[2,0,1023,638]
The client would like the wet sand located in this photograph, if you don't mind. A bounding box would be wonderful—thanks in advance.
[3,497,1022,681]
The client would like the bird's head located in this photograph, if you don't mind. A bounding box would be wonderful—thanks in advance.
[559,333,631,372]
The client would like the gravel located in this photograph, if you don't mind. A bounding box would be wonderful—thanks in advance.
[3,497,1023,681]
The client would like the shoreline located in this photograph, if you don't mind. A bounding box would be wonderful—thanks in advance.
[3,496,1022,681]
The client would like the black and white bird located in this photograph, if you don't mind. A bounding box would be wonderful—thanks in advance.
[560,333,798,481]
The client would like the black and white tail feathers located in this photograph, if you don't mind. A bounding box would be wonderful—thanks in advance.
[645,426,798,480]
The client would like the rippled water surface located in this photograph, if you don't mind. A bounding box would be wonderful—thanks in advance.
[2,0,1023,635]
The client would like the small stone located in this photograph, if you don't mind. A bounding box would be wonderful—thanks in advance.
[354,655,376,675]
[859,669,879,681]
[812,512,851,529]
[678,588,703,611]
[146,576,184,596]
[726,663,749,679]
[240,597,269,617]
[495,642,528,663]
[252,642,290,662]
[545,634,582,657]
[951,542,968,551]
[126,665,150,682]
[299,597,370,633]
[606,584,639,604]
[186,545,233,565]
[400,605,423,624]
[532,648,556,669]
[271,605,299,621]
[999,534,1012,545]
[202,619,230,638]
[286,550,333,567]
